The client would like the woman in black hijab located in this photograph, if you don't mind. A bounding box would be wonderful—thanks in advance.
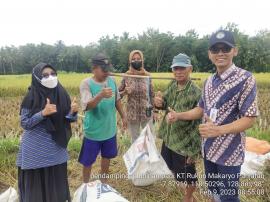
[17,62,78,202]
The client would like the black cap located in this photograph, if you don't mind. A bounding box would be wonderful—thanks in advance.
[92,53,112,71]
[209,30,235,48]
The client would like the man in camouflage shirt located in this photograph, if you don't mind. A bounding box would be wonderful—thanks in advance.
[155,53,201,202]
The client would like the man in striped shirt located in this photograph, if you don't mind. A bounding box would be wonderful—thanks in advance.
[166,30,258,202]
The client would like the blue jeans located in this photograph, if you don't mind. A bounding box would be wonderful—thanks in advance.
[204,158,241,202]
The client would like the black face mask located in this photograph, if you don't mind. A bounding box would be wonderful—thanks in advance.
[131,61,142,70]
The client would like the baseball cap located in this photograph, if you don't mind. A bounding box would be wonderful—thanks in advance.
[209,30,235,48]
[170,53,192,68]
[92,53,112,71]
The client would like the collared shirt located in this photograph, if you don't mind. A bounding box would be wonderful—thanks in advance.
[198,64,259,166]
[158,80,202,157]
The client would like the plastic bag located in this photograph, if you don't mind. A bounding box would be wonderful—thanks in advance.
[0,187,19,202]
[123,124,173,186]
[72,180,129,202]
[241,151,270,176]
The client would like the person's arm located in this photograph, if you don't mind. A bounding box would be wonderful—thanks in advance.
[115,81,127,129]
[20,109,45,130]
[166,106,204,123]
[116,100,126,119]
[21,98,57,130]
[199,116,256,138]
[116,100,127,130]
[176,107,204,120]
[80,78,102,110]
[86,93,104,109]
[80,78,93,111]
[80,78,112,110]
[87,88,113,109]
[166,84,205,123]
[220,117,255,134]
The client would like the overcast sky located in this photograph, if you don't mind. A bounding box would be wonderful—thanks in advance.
[0,0,269,47]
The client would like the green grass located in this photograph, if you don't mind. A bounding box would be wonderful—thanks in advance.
[247,128,270,142]
[0,138,19,169]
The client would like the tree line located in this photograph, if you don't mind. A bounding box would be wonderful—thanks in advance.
[0,23,269,74]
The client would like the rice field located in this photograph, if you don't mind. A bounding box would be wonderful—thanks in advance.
[0,72,269,201]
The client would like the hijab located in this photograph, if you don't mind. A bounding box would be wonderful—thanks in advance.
[126,50,150,76]
[20,62,72,148]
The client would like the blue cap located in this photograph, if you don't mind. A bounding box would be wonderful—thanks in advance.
[209,30,235,48]
[170,53,192,68]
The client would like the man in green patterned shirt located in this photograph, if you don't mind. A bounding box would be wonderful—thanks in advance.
[154,53,201,202]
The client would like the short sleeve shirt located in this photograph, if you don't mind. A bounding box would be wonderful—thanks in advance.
[80,76,120,111]
[198,64,259,166]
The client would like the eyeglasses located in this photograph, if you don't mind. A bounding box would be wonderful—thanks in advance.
[42,72,57,78]
[209,45,232,54]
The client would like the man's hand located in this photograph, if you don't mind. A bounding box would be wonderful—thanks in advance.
[199,116,222,138]
[42,98,57,116]
[71,97,78,114]
[154,91,163,108]
[100,87,113,98]
[166,107,178,124]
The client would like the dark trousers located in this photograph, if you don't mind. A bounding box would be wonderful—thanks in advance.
[18,162,70,202]
[204,158,241,202]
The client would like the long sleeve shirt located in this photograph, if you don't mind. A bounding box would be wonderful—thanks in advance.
[16,108,77,169]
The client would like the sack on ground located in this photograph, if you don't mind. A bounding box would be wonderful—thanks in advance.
[0,187,18,202]
[241,151,270,176]
[123,124,173,186]
[72,180,129,202]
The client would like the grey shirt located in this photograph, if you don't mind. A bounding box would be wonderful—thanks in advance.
[80,76,121,111]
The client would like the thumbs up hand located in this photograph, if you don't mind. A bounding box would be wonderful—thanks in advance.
[166,107,178,124]
[42,98,57,116]
[71,97,78,114]
[125,84,132,95]
[154,91,164,108]
[100,87,113,98]
[199,115,221,138]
